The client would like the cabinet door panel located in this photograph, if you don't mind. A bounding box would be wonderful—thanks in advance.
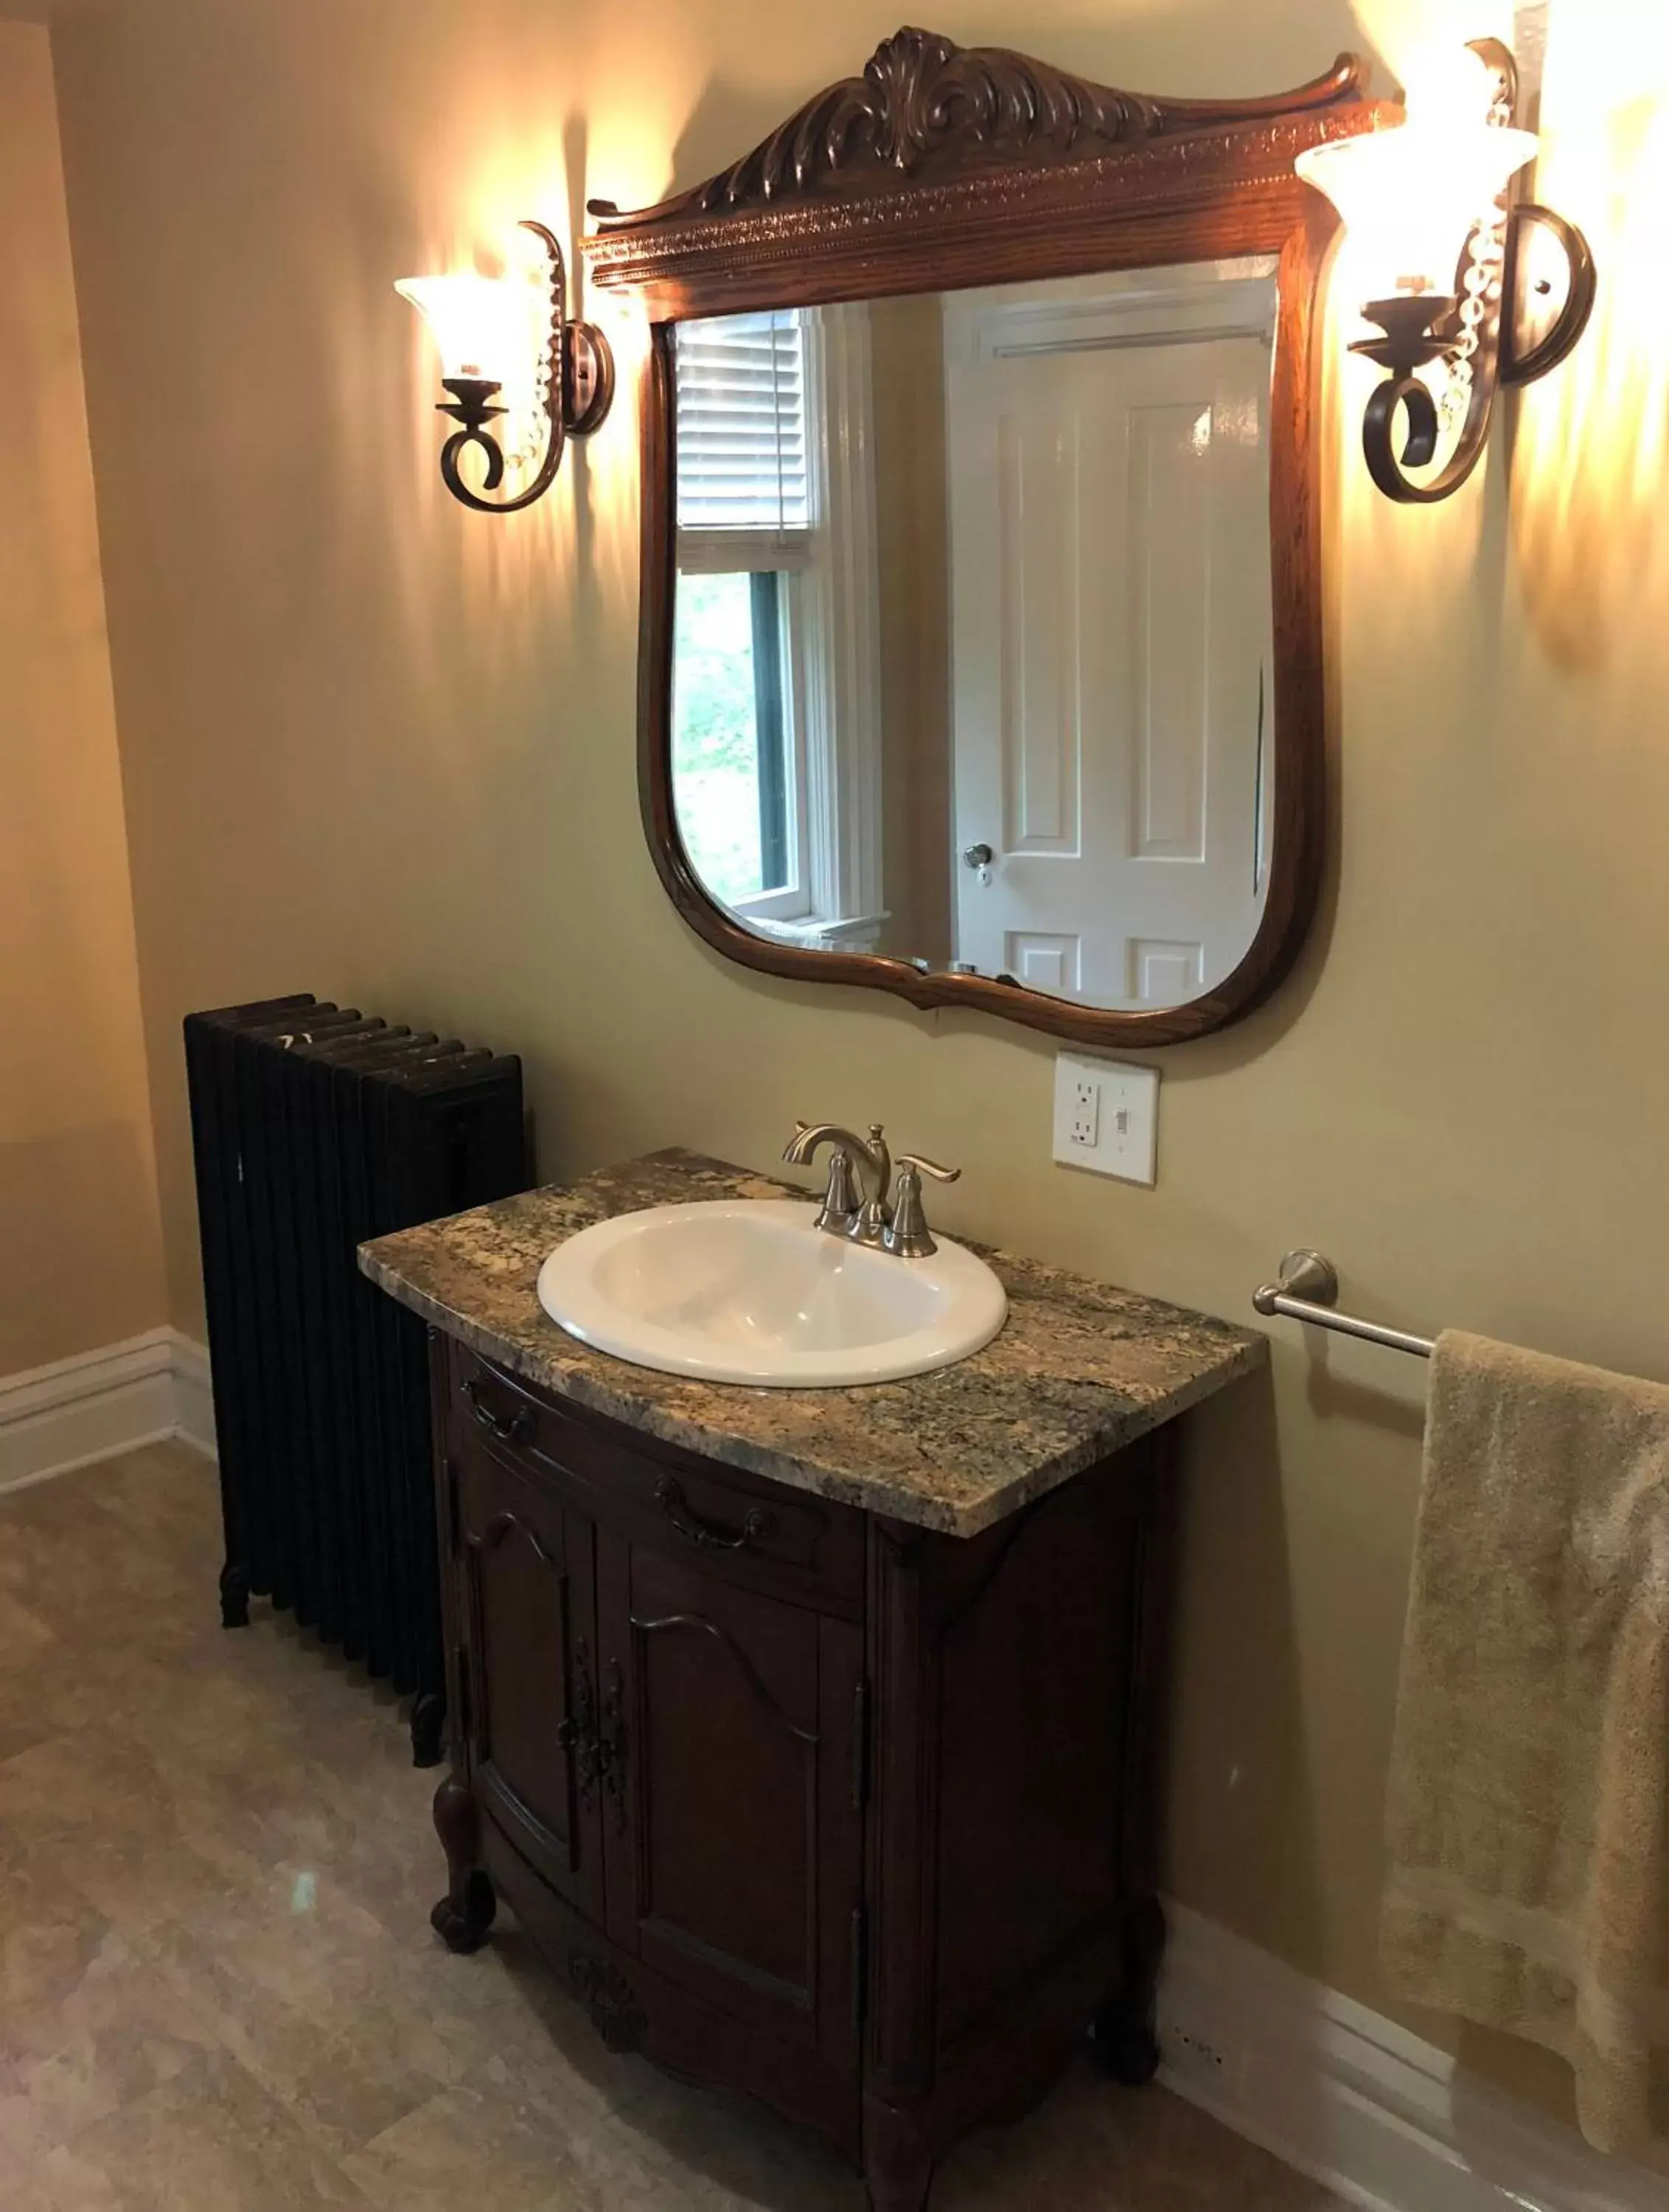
[456,1436,604,1927]
[597,1537,862,2067]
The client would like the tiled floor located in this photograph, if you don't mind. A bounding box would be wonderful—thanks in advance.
[0,1441,1348,2209]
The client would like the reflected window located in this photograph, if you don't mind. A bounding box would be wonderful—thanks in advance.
[673,310,809,920]
[672,570,790,905]
[672,308,886,945]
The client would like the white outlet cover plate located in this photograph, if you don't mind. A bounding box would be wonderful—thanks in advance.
[1052,1053,1159,1185]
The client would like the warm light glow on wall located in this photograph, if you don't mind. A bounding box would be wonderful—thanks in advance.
[1511,1,1669,667]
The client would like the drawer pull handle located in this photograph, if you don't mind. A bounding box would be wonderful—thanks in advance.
[464,1376,534,1446]
[654,1475,773,1553]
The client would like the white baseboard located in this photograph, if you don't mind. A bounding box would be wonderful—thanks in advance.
[1157,1901,1663,2212]
[0,1329,217,1494]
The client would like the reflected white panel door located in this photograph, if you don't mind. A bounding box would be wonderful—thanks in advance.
[944,280,1273,1008]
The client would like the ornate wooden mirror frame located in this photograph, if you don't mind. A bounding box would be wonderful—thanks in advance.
[585,29,1387,1048]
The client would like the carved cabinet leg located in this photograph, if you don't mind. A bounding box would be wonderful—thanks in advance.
[1090,1893,1166,2086]
[429,1777,496,1953]
[864,2146,934,2212]
[864,2104,935,2212]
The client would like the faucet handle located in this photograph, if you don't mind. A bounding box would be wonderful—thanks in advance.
[895,1153,960,1185]
[813,1149,859,1234]
[883,1155,961,1257]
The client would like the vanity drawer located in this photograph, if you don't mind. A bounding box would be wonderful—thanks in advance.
[449,1346,865,1614]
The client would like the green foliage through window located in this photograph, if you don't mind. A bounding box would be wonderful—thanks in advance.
[672,572,768,905]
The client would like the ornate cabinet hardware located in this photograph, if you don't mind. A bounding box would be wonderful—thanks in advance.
[464,1374,534,1445]
[654,1474,774,1552]
[601,1658,628,1836]
[555,1638,609,1806]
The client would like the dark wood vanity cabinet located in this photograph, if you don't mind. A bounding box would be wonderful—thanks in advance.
[426,1332,1172,2212]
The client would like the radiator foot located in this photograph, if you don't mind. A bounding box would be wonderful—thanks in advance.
[1089,1893,1166,2086]
[219,1562,251,1630]
[409,1691,445,1769]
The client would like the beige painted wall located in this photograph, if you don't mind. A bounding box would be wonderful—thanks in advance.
[43,0,1669,2140]
[0,19,163,1375]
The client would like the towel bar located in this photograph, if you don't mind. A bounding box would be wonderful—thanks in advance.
[1252,1251,1435,1360]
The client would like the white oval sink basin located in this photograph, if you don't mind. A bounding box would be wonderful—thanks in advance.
[537,1200,1007,1388]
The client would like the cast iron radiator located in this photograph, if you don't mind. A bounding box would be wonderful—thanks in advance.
[183,994,527,1765]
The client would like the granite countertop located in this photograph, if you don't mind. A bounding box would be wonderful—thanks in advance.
[359,1150,1266,1538]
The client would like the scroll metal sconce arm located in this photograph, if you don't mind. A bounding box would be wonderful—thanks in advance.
[1356,208,1595,504]
[408,219,616,517]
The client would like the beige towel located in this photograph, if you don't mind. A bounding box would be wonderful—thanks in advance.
[1384,1328,1669,2160]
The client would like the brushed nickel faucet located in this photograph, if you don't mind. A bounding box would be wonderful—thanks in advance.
[782,1121,961,1258]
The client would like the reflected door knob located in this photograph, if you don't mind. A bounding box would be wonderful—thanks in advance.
[961,842,994,869]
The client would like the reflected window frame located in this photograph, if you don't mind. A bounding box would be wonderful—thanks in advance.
[672,306,888,946]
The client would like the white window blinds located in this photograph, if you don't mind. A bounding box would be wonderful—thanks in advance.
[675,310,812,572]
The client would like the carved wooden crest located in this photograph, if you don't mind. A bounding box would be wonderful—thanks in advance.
[590,28,1367,232]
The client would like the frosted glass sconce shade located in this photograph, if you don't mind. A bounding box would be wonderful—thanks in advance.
[1296,37,1594,504]
[394,272,529,383]
[1295,119,1537,296]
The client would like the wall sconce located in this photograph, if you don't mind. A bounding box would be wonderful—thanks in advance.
[396,220,614,514]
[1296,39,1595,503]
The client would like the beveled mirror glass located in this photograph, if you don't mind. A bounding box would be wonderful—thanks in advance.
[585,30,1384,1047]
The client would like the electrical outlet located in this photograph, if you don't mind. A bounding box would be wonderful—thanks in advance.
[1158,2009,1239,2093]
[1168,2023,1227,2076]
[1052,1054,1159,1184]
[1070,1078,1099,1149]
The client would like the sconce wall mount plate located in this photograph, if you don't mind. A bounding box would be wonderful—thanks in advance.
[1302,38,1596,504]
[1501,201,1596,386]
[404,219,615,515]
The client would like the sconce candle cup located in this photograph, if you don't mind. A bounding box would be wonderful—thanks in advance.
[1295,38,1595,502]
[397,219,615,514]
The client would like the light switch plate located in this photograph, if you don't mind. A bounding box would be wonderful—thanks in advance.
[1052,1053,1159,1185]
